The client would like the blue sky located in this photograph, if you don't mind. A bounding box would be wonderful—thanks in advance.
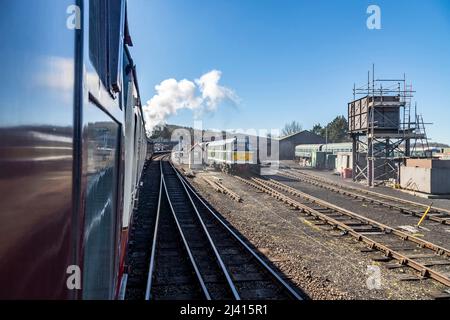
[128,0,450,144]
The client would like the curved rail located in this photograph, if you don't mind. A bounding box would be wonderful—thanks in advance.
[170,161,304,300]
[163,160,241,299]
[144,163,163,299]
[145,159,211,300]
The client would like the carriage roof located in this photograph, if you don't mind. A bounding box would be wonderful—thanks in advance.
[207,138,237,147]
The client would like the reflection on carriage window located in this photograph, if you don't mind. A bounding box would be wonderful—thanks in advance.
[82,104,119,300]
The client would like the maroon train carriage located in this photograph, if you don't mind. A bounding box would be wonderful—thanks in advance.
[0,0,150,299]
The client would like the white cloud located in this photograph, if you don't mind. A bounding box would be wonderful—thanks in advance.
[143,70,238,134]
[195,70,238,111]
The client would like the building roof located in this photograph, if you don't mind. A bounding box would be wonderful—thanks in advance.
[188,142,207,152]
[278,130,323,141]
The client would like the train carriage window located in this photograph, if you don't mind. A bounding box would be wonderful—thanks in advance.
[245,136,250,152]
[108,0,125,93]
[89,0,125,95]
[133,114,138,184]
[89,0,108,88]
[82,103,120,299]
[122,53,132,105]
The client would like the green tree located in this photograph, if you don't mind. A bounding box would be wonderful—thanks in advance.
[324,116,350,143]
[310,116,350,143]
[311,123,323,137]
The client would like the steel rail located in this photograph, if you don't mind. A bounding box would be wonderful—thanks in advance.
[281,169,450,225]
[161,170,212,299]
[235,175,450,288]
[202,177,242,202]
[291,168,450,215]
[145,159,212,300]
[254,177,450,257]
[144,161,164,300]
[163,160,241,300]
[171,162,303,300]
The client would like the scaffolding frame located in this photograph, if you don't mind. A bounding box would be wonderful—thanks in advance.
[350,66,428,187]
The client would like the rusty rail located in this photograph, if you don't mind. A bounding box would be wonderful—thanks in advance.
[234,175,450,288]
[280,169,450,225]
[202,176,242,202]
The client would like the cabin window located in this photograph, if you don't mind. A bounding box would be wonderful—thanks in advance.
[89,0,108,89]
[89,0,124,95]
[108,0,125,93]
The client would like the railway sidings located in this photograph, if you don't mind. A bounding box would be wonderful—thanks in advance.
[125,155,450,300]
[235,175,450,288]
[176,162,450,300]
[280,169,450,225]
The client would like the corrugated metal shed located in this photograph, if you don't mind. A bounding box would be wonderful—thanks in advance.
[278,131,325,160]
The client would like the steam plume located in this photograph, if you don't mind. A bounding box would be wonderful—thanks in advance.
[143,70,238,134]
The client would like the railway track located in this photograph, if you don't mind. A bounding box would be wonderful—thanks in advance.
[235,175,450,289]
[146,162,209,299]
[125,160,161,299]
[279,168,450,225]
[145,157,304,300]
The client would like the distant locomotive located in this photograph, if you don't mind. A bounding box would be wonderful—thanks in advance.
[206,137,258,173]
[0,0,150,299]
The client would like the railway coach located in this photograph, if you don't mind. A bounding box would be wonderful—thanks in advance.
[0,0,149,299]
[206,137,258,174]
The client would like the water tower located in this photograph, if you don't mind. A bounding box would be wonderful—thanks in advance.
[348,67,429,187]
